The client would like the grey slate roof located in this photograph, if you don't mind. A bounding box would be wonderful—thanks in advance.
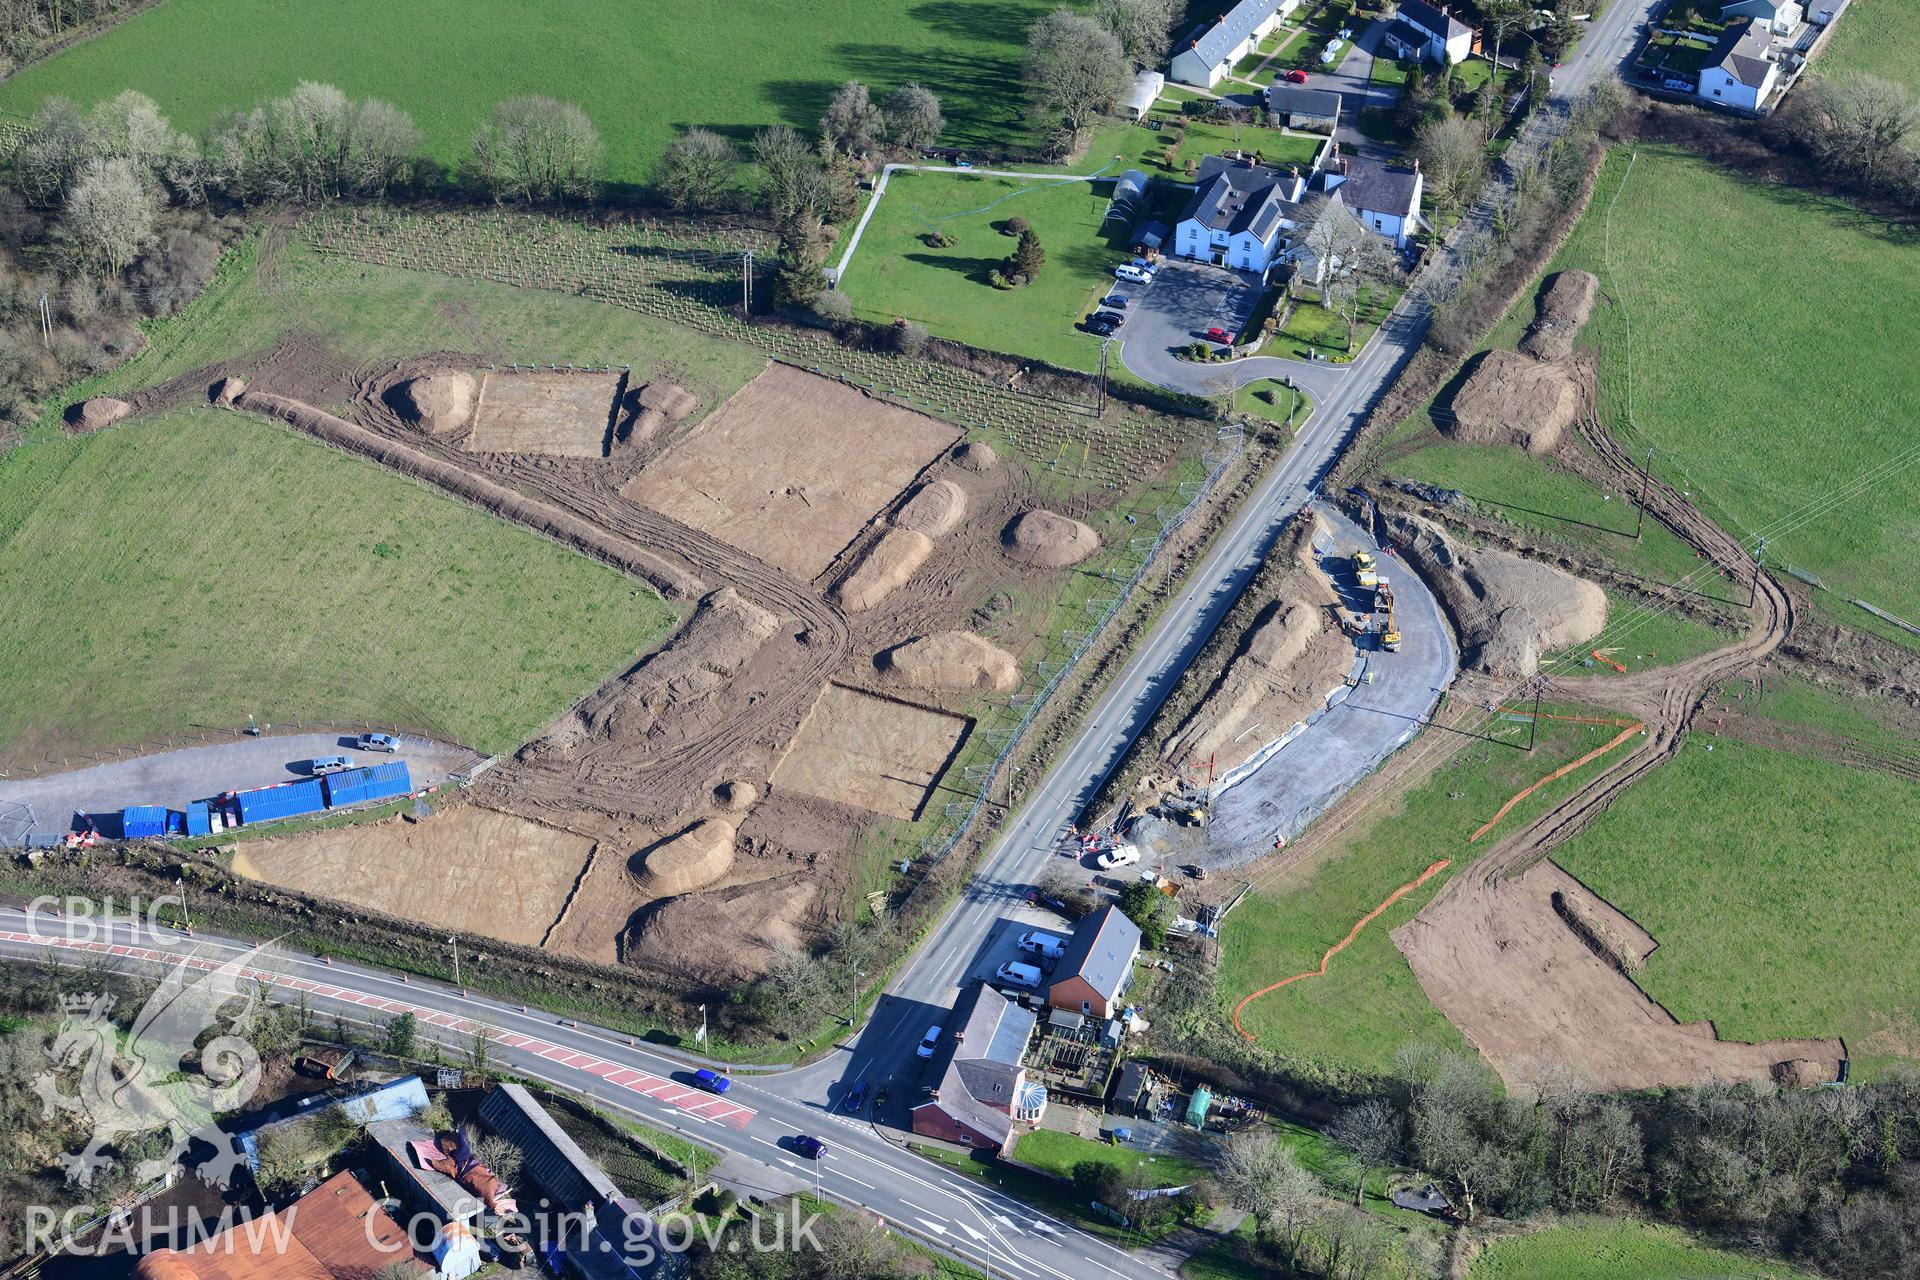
[1325,153,1421,219]
[1711,18,1775,86]
[1383,17,1435,51]
[1265,84,1343,118]
[1398,0,1470,40]
[1053,904,1143,1004]
[1182,156,1308,237]
[919,983,1037,1145]
[1182,0,1282,70]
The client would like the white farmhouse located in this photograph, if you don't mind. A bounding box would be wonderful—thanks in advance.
[1720,0,1802,35]
[1173,156,1314,273]
[1381,0,1474,65]
[1170,0,1301,89]
[1696,19,1778,111]
[1320,148,1424,249]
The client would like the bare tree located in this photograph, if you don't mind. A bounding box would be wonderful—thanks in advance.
[260,81,355,201]
[1415,114,1487,210]
[754,124,829,222]
[17,97,95,204]
[1097,0,1180,66]
[1216,1128,1320,1264]
[343,98,423,197]
[656,127,740,211]
[821,80,885,156]
[1825,74,1919,185]
[1023,9,1131,145]
[884,83,945,151]
[84,90,186,178]
[1330,1097,1401,1208]
[59,156,158,277]
[469,96,603,204]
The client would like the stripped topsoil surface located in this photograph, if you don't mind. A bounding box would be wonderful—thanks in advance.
[151,345,1184,988]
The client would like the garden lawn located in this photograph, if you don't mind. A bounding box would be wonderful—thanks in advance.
[1818,0,1920,91]
[1532,146,1920,643]
[1468,1218,1813,1280]
[0,408,679,761]
[1265,283,1401,361]
[1078,103,1325,185]
[1015,1129,1209,1187]
[1552,733,1920,1077]
[1220,709,1634,1077]
[838,171,1121,372]
[0,0,1062,186]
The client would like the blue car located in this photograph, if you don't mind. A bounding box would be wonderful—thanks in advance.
[795,1135,828,1159]
[842,1081,870,1113]
[693,1068,731,1094]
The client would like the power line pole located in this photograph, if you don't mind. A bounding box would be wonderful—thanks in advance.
[38,293,51,348]
[1527,680,1541,753]
[1748,536,1767,609]
[1634,445,1652,540]
[1097,338,1110,418]
[741,250,754,313]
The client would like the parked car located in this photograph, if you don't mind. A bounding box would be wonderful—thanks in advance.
[1283,68,1310,84]
[1018,929,1068,959]
[916,1025,943,1059]
[1101,294,1131,310]
[1205,326,1233,343]
[1087,315,1119,336]
[308,755,353,775]
[358,732,398,753]
[1114,264,1155,285]
[1094,310,1126,327]
[1096,843,1142,870]
[995,961,1044,990]
[954,158,973,169]
[692,1068,731,1094]
[795,1134,829,1159]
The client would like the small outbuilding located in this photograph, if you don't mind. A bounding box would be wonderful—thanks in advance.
[1125,70,1166,119]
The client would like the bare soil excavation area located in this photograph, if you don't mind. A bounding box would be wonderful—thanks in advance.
[174,341,1160,988]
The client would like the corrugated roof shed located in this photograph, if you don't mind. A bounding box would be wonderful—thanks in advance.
[321,760,412,809]
[234,778,326,825]
[121,805,167,839]
[133,1169,425,1280]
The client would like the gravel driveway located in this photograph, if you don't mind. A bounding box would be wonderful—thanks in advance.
[0,733,481,843]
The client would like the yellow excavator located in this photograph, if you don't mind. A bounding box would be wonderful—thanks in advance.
[1375,577,1401,651]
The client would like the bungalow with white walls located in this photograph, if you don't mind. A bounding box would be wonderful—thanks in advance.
[1170,0,1302,89]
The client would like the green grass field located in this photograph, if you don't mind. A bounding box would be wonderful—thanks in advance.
[1014,1129,1210,1188]
[1543,589,1737,677]
[838,171,1120,372]
[1818,0,1920,90]
[1468,1218,1812,1280]
[1220,708,1635,1077]
[0,0,1060,186]
[1393,145,1920,645]
[1552,732,1920,1077]
[0,408,678,760]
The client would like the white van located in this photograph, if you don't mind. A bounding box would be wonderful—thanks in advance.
[995,961,1044,990]
[916,1025,943,1059]
[1018,930,1067,960]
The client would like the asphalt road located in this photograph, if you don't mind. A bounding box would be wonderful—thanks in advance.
[0,734,478,843]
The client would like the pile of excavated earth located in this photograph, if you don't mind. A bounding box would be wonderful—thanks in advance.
[68,350,1158,990]
[1441,269,1600,456]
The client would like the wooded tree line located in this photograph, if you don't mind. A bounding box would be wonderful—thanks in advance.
[0,0,147,76]
[1765,72,1920,211]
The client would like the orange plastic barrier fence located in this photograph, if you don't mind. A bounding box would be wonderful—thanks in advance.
[1230,859,1452,1042]
[1468,720,1644,843]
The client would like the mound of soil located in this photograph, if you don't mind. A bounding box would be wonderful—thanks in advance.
[209,377,246,406]
[713,780,758,813]
[65,397,132,432]
[1773,1059,1835,1086]
[1002,509,1100,567]
[1519,270,1600,362]
[523,587,781,762]
[633,819,738,897]
[876,631,1020,692]
[831,528,933,612]
[952,441,999,472]
[1386,510,1606,676]
[395,371,477,434]
[893,479,968,537]
[628,380,699,445]
[623,872,816,985]
[1446,349,1578,455]
[1164,601,1350,770]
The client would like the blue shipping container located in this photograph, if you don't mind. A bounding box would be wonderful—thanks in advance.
[186,801,212,837]
[121,805,167,839]
[235,779,326,825]
[321,761,412,809]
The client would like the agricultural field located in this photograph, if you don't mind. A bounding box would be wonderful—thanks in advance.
[0,407,678,762]
[1467,1218,1812,1280]
[837,172,1123,372]
[1817,0,1920,91]
[1219,708,1633,1077]
[0,0,1057,185]
[1553,718,1920,1076]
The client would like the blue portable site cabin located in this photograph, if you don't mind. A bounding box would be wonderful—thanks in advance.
[120,805,167,839]
[321,761,412,809]
[234,778,326,825]
[185,801,212,837]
